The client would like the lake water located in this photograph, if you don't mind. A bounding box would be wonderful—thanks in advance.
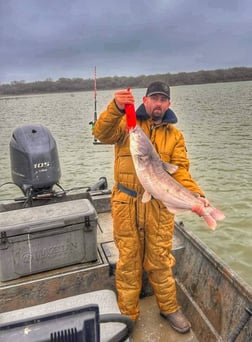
[0,81,251,287]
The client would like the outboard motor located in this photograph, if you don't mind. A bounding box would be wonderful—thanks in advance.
[10,124,61,196]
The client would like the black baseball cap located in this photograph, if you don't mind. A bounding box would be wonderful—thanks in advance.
[146,81,170,99]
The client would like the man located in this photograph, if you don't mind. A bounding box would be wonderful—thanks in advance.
[94,81,209,334]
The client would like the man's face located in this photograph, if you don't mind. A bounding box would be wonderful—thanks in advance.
[143,94,170,122]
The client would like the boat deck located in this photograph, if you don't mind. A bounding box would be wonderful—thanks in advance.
[0,288,199,342]
[0,199,199,341]
[136,295,199,341]
[1,193,251,341]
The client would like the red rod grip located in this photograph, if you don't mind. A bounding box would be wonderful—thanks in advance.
[125,88,136,129]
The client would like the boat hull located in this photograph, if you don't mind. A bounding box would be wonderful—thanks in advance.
[0,192,251,341]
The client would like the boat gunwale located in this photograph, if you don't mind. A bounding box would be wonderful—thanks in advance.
[175,220,252,302]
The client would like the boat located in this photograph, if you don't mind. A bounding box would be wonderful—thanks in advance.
[0,124,251,341]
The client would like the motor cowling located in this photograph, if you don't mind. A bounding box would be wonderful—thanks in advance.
[10,124,61,195]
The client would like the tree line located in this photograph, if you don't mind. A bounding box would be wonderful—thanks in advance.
[0,67,251,96]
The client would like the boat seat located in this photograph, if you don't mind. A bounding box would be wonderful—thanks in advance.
[0,289,134,342]
[101,232,185,298]
[101,234,184,272]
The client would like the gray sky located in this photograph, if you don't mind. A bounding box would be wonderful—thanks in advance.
[1,0,251,83]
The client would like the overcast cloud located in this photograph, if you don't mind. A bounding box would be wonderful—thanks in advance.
[0,0,251,83]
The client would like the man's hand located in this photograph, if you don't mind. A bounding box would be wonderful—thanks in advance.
[114,89,135,110]
[199,196,211,207]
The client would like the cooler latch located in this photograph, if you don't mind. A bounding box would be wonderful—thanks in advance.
[0,232,9,250]
[84,216,92,231]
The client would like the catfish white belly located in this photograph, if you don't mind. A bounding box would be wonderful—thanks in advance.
[129,125,225,230]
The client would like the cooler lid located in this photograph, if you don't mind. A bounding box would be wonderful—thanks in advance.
[0,199,98,236]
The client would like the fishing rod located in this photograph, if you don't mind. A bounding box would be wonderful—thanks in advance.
[89,66,101,144]
[94,65,97,124]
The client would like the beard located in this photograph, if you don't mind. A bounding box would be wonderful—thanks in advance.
[151,108,164,122]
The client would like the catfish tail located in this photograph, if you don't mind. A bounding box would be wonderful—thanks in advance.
[192,205,225,230]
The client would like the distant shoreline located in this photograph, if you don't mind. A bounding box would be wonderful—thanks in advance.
[1,66,251,96]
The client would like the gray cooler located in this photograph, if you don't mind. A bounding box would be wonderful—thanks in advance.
[0,199,98,281]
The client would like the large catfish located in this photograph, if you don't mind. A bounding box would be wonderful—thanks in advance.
[129,125,225,230]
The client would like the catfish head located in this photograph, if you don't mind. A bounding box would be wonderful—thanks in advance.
[129,126,178,174]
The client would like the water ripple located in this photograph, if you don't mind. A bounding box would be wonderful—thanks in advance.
[0,81,251,286]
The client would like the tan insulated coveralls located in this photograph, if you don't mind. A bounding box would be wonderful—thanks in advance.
[94,100,204,320]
